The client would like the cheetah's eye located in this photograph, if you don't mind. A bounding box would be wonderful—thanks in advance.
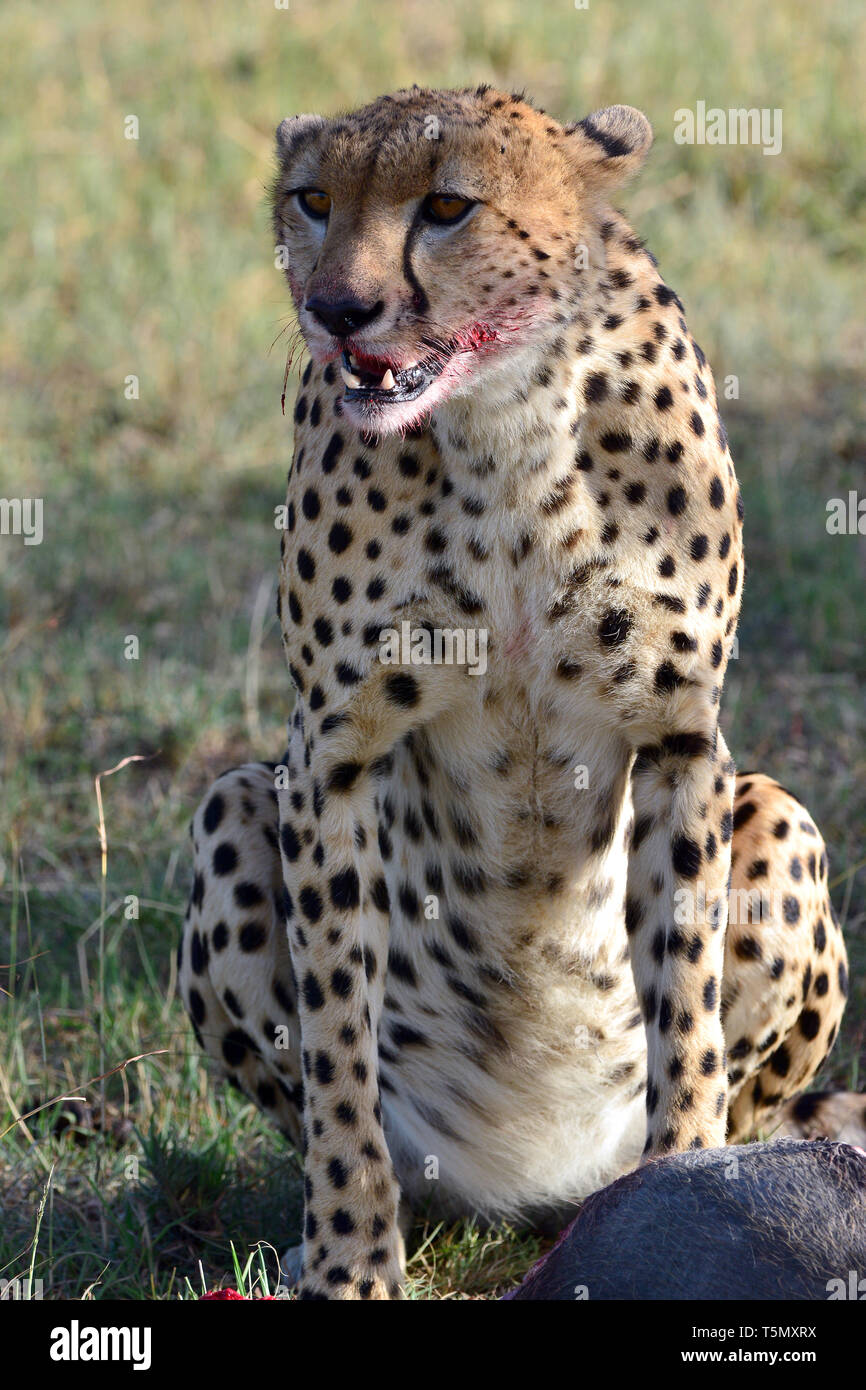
[297,189,331,220]
[422,193,474,226]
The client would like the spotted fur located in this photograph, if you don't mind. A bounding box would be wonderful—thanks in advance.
[179,86,856,1300]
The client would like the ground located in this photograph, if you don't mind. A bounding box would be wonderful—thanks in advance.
[1,0,864,1300]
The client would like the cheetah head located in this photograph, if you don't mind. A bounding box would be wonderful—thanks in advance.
[272,85,652,435]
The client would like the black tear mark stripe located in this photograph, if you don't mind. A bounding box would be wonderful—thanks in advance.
[403,209,431,315]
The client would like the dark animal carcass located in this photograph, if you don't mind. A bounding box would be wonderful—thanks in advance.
[507,1139,866,1300]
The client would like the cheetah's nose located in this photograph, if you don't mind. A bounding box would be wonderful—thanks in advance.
[305,296,384,338]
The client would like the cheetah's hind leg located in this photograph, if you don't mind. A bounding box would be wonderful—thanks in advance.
[722,772,865,1147]
[179,762,305,1145]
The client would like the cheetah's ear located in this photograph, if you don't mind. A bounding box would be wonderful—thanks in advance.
[564,105,652,188]
[275,113,327,163]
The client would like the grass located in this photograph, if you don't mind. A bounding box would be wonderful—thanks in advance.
[1,0,864,1299]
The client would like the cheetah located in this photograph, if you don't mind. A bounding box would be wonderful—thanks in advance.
[179,86,860,1300]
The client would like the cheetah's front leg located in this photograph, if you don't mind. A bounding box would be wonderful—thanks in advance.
[625,725,736,1156]
[278,666,456,1300]
[279,695,412,1300]
[281,757,401,1299]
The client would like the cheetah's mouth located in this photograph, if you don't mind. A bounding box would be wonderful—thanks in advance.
[339,348,443,405]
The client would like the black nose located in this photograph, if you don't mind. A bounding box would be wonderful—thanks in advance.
[305,295,384,338]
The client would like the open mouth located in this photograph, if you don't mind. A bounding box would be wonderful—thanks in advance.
[339,348,443,405]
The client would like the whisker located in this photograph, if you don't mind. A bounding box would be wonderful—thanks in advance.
[269,321,294,354]
[280,327,309,414]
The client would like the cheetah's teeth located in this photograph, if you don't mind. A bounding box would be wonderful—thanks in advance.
[340,365,363,389]
[379,369,396,390]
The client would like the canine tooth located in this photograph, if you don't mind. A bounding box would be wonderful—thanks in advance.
[340,365,362,389]
[380,369,396,390]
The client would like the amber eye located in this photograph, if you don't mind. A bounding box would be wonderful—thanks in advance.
[298,189,331,220]
[422,193,473,225]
